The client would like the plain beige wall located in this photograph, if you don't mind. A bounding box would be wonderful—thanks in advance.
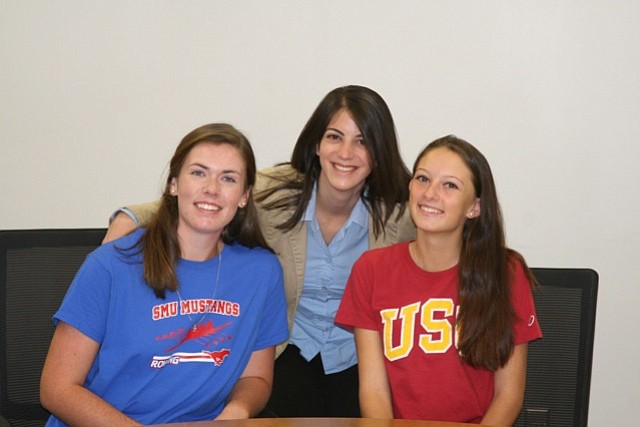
[2,1,639,424]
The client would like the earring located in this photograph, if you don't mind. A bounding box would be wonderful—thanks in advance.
[239,202,246,208]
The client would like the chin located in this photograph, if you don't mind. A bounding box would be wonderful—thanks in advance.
[331,177,366,192]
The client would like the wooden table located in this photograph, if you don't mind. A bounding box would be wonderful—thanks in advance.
[149,418,487,427]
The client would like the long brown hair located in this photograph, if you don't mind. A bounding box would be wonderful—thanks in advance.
[413,135,537,371]
[140,123,270,298]
[255,85,411,237]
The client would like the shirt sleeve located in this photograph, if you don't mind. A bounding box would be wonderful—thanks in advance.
[511,260,543,344]
[252,257,289,350]
[335,253,380,331]
[53,250,113,344]
[124,201,162,227]
[109,207,140,226]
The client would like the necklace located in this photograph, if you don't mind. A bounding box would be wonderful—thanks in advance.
[175,243,223,333]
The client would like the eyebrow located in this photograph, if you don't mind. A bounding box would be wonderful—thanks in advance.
[415,168,465,184]
[326,127,363,138]
[189,162,242,175]
[325,127,345,136]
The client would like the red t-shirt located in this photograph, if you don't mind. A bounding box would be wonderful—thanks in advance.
[336,242,542,423]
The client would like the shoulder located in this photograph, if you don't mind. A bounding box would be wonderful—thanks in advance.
[255,164,301,192]
[391,203,416,240]
[254,165,302,225]
[66,230,144,293]
[125,201,161,225]
[373,202,416,244]
[507,252,536,297]
[224,244,284,293]
[508,252,530,282]
[225,243,281,269]
[358,242,409,267]
[108,227,144,247]
[90,228,144,264]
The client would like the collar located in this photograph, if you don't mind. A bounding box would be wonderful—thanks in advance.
[303,183,368,229]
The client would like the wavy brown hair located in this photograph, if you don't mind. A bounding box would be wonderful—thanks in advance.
[413,135,537,371]
[139,123,270,298]
[255,85,411,237]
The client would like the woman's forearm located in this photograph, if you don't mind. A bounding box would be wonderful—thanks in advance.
[41,383,140,427]
[360,388,394,419]
[216,376,271,420]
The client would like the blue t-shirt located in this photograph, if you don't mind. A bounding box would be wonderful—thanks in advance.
[46,229,288,426]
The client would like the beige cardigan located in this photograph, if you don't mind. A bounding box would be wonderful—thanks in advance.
[127,164,416,357]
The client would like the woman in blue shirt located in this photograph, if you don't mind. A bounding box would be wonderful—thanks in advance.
[40,123,289,425]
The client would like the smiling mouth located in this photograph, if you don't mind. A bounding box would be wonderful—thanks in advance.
[419,205,443,215]
[334,163,357,172]
[195,203,221,212]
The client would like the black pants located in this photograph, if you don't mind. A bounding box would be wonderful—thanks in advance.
[266,344,360,417]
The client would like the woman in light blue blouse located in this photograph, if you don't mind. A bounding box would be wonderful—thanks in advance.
[103,86,416,417]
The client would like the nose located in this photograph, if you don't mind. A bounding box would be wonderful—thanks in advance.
[203,178,219,195]
[337,139,355,159]
[423,183,438,200]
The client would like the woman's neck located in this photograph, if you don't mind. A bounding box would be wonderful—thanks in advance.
[410,230,462,272]
[315,175,362,216]
[315,181,362,245]
[314,176,364,244]
[178,230,223,262]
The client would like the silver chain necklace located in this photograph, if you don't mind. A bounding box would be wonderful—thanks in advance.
[175,245,223,333]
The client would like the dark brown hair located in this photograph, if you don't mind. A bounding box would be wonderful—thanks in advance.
[255,85,411,237]
[140,123,269,298]
[413,135,537,371]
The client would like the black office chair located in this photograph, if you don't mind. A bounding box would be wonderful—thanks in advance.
[515,268,598,427]
[0,229,106,427]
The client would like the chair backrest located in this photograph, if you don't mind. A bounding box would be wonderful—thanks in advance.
[515,268,598,427]
[0,228,105,427]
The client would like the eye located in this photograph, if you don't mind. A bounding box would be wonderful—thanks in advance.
[324,132,341,141]
[221,175,238,183]
[444,182,459,190]
[414,174,429,183]
[190,169,205,177]
[355,137,365,145]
